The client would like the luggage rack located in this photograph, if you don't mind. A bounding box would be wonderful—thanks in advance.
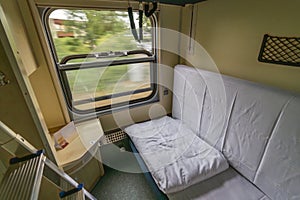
[258,34,300,67]
[0,121,96,200]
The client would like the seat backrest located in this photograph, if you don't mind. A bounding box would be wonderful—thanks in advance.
[172,65,206,135]
[222,81,291,181]
[172,65,237,150]
[172,65,299,199]
[253,97,300,200]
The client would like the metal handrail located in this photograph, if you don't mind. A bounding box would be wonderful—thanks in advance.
[58,56,155,71]
[60,49,154,65]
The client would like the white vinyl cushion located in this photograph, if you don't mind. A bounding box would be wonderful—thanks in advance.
[172,65,206,134]
[168,168,268,200]
[197,73,238,151]
[254,97,300,200]
[223,83,291,181]
[126,64,300,199]
[172,65,238,151]
[125,116,229,194]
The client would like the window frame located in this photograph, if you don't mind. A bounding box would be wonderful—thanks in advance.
[42,7,159,117]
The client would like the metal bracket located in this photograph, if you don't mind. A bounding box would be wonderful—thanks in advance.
[59,183,84,198]
[0,71,10,86]
[9,149,44,164]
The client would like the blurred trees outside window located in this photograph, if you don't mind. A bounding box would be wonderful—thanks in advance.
[47,9,156,112]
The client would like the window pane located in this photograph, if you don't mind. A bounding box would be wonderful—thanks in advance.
[66,62,152,110]
[48,9,153,62]
[45,7,157,113]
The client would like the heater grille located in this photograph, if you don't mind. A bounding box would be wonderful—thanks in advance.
[103,130,127,144]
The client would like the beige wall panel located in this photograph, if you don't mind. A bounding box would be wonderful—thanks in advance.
[0,40,43,149]
[0,0,67,129]
[0,0,37,76]
[181,0,300,93]
[29,66,66,129]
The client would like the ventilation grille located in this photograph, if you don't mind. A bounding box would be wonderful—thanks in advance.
[102,130,127,144]
[258,34,300,67]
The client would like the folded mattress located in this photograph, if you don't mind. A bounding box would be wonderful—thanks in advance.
[125,116,229,194]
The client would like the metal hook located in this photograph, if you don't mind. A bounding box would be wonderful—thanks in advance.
[144,1,157,17]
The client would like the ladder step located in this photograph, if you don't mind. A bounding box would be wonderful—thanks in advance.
[0,151,45,200]
[9,150,44,164]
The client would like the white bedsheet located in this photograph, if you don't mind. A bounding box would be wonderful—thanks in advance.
[125,116,229,194]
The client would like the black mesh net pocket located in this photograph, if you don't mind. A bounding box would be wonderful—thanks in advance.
[258,34,300,67]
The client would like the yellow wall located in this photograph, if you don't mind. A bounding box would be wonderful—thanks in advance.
[0,38,43,149]
[0,0,67,129]
[29,66,67,129]
[181,0,300,93]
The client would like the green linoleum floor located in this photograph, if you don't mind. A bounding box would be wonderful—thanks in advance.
[92,142,158,200]
[91,165,157,200]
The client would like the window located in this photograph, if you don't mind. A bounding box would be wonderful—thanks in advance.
[44,8,158,115]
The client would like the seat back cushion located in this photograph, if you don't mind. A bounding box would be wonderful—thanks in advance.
[172,64,297,191]
[172,65,236,151]
[223,81,292,182]
[254,97,300,200]
[197,72,238,151]
[172,65,206,134]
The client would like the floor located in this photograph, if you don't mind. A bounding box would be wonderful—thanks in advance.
[91,165,157,200]
[91,141,158,200]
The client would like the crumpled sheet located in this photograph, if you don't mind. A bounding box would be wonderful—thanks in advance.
[125,116,229,194]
